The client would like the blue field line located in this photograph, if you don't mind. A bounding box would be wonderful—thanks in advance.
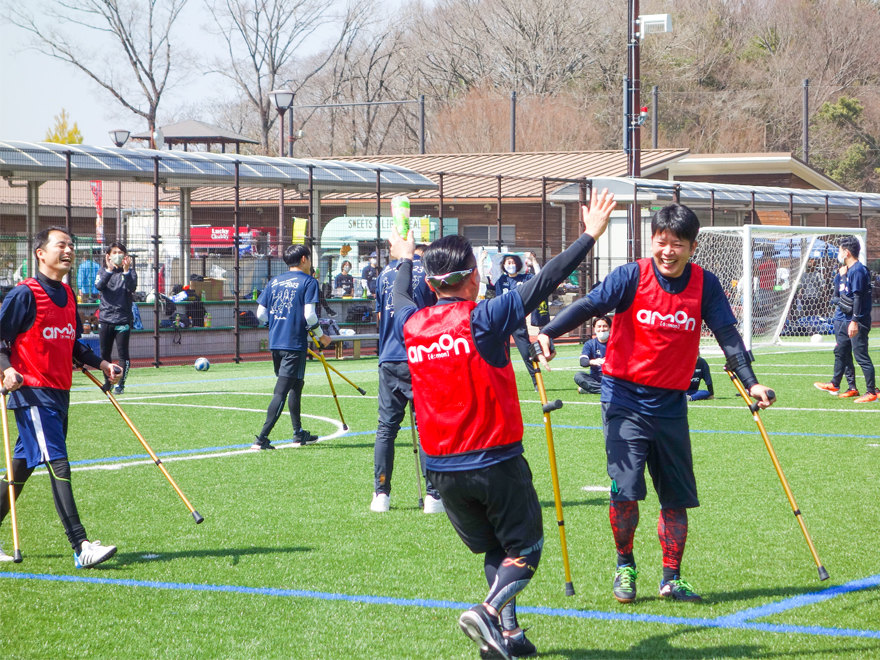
[715,574,880,625]
[2,573,878,640]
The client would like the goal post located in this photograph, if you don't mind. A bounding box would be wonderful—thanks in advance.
[692,225,868,351]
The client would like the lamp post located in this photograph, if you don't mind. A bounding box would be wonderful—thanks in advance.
[109,130,130,241]
[268,89,295,157]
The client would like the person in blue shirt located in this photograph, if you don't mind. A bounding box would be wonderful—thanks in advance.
[361,256,380,297]
[575,315,611,394]
[537,203,775,606]
[76,256,100,301]
[253,245,331,450]
[390,189,616,660]
[95,243,137,395]
[686,356,714,401]
[815,237,876,403]
[494,252,540,390]
[814,266,857,396]
[334,261,354,297]
[370,244,441,513]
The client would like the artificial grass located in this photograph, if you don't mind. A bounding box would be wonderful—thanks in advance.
[2,344,879,659]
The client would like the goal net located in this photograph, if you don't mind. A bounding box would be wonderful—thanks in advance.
[691,225,868,351]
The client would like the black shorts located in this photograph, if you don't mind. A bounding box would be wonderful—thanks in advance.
[602,402,699,509]
[272,350,306,379]
[428,455,543,555]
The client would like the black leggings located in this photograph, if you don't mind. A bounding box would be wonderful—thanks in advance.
[1,457,87,550]
[99,322,131,386]
[258,376,305,440]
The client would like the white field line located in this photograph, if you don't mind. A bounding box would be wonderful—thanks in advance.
[35,407,345,474]
[70,391,376,406]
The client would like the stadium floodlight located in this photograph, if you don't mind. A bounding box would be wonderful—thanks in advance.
[268,89,296,157]
[108,129,130,148]
[638,14,672,38]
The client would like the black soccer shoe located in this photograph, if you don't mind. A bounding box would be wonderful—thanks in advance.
[659,577,703,602]
[459,604,511,660]
[250,436,275,451]
[494,631,537,659]
[295,429,319,445]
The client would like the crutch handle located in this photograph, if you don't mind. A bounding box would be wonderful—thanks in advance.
[748,389,776,413]
[528,338,554,362]
[0,374,23,396]
[543,399,563,413]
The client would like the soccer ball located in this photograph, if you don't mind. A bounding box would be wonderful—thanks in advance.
[810,334,823,344]
[194,357,210,371]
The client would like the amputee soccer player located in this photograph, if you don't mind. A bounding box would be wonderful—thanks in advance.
[538,204,776,604]
[0,227,122,567]
[390,189,616,659]
[370,244,442,513]
[253,245,331,450]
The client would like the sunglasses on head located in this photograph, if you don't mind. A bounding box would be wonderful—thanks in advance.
[426,268,474,288]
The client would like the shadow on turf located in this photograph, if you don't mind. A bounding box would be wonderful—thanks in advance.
[45,546,312,567]
[550,629,760,659]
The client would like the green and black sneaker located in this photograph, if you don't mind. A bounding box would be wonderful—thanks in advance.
[659,577,702,602]
[613,565,638,603]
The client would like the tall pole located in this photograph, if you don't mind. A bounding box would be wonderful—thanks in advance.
[288,108,294,158]
[233,162,241,363]
[496,175,503,251]
[540,178,547,264]
[510,91,517,153]
[803,79,810,164]
[652,85,659,149]
[152,156,161,368]
[631,0,641,178]
[419,95,426,154]
[64,151,72,233]
[376,170,383,266]
[277,109,286,157]
[438,172,445,237]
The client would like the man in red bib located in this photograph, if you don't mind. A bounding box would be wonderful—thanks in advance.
[390,189,616,660]
[539,204,775,604]
[1,227,122,568]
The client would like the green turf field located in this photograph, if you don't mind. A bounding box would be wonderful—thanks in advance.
[2,344,879,659]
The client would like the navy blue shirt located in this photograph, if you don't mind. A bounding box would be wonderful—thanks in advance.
[0,272,103,412]
[832,271,846,322]
[258,270,319,351]
[841,261,873,326]
[375,256,436,364]
[361,264,379,294]
[580,337,607,380]
[494,272,533,296]
[688,356,714,395]
[543,261,738,418]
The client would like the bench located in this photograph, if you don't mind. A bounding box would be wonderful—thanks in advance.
[326,333,380,359]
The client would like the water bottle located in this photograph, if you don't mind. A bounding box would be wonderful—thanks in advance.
[204,312,212,328]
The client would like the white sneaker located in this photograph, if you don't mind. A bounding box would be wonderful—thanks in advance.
[423,494,445,514]
[0,545,14,562]
[370,492,390,512]
[74,540,117,569]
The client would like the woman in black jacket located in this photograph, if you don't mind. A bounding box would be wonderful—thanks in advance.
[95,242,137,393]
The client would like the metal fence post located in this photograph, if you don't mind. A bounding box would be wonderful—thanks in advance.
[438,172,444,237]
[496,175,503,251]
[376,169,383,266]
[541,177,547,264]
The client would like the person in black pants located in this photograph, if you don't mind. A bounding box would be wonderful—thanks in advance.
[95,242,137,394]
[815,266,858,397]
[686,356,714,401]
[494,253,540,391]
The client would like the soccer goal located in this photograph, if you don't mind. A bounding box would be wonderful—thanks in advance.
[692,225,868,351]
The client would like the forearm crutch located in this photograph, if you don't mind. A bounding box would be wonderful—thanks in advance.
[309,334,348,431]
[80,367,204,524]
[725,367,828,581]
[529,341,575,596]
[306,347,367,395]
[409,404,424,509]
[1,376,23,562]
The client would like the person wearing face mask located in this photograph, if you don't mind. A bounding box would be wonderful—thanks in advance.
[538,204,776,606]
[362,256,380,297]
[574,316,611,394]
[814,237,876,403]
[95,242,137,394]
[495,253,541,391]
[334,261,354,297]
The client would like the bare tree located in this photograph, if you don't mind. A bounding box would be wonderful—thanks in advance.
[5,0,189,145]
[204,0,365,154]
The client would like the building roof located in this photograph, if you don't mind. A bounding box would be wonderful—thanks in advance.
[669,153,846,191]
[548,176,880,217]
[318,149,689,200]
[130,120,259,145]
[0,141,436,194]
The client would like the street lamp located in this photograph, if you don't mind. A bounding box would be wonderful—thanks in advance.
[108,130,130,241]
[109,129,130,148]
[268,89,295,157]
